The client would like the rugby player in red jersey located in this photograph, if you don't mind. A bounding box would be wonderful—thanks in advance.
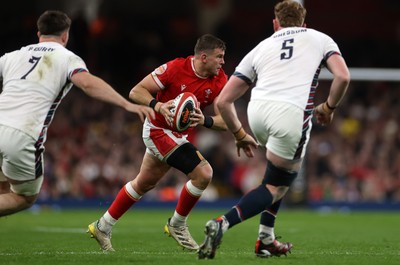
[88,34,228,252]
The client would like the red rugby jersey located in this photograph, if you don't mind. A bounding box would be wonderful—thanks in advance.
[150,55,227,136]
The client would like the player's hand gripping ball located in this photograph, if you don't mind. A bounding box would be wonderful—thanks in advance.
[169,92,198,132]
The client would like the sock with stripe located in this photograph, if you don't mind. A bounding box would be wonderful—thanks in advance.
[97,182,141,233]
[223,184,273,229]
[170,180,203,226]
[260,199,282,227]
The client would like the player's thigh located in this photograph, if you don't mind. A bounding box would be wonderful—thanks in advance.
[268,105,311,160]
[141,151,170,176]
[133,152,170,190]
[248,100,311,160]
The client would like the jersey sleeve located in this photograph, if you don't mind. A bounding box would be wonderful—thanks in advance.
[151,61,175,90]
[322,34,341,60]
[67,54,88,80]
[317,34,341,68]
[234,47,258,85]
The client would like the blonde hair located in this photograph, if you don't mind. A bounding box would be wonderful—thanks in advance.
[274,0,306,27]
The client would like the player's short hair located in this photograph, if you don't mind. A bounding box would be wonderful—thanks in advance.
[194,34,226,55]
[37,10,71,36]
[274,0,307,27]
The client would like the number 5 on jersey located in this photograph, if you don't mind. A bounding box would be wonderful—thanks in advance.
[280,39,294,60]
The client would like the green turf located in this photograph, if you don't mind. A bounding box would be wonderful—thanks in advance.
[0,208,399,265]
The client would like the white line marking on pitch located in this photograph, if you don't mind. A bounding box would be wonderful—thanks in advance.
[33,226,87,233]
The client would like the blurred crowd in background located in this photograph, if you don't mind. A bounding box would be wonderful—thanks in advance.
[1,0,400,205]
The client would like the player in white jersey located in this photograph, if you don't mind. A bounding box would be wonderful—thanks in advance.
[198,0,350,259]
[0,10,154,217]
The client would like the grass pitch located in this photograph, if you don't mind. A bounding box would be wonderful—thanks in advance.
[0,208,399,265]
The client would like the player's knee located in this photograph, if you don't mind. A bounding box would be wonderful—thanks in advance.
[199,162,213,184]
[23,194,38,207]
[15,193,38,212]
[190,162,213,189]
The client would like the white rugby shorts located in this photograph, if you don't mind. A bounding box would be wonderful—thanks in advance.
[0,125,44,195]
[142,119,189,161]
[247,100,312,160]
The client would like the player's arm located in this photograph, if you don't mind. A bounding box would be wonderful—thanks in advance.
[209,100,228,130]
[129,74,174,121]
[217,75,248,133]
[325,54,350,108]
[217,74,258,157]
[129,74,160,106]
[71,71,155,122]
[315,54,350,125]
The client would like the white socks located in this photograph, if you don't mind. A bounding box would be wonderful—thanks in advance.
[98,211,116,234]
[170,211,187,227]
[258,224,275,244]
[220,216,229,233]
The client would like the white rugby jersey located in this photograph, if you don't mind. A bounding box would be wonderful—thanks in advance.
[0,42,88,142]
[235,27,341,111]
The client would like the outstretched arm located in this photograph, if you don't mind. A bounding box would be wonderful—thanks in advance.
[71,71,155,122]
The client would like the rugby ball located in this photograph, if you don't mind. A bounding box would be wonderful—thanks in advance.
[170,92,198,132]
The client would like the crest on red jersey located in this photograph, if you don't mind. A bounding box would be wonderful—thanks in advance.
[204,88,212,98]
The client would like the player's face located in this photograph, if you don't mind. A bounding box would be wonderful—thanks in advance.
[205,48,225,76]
